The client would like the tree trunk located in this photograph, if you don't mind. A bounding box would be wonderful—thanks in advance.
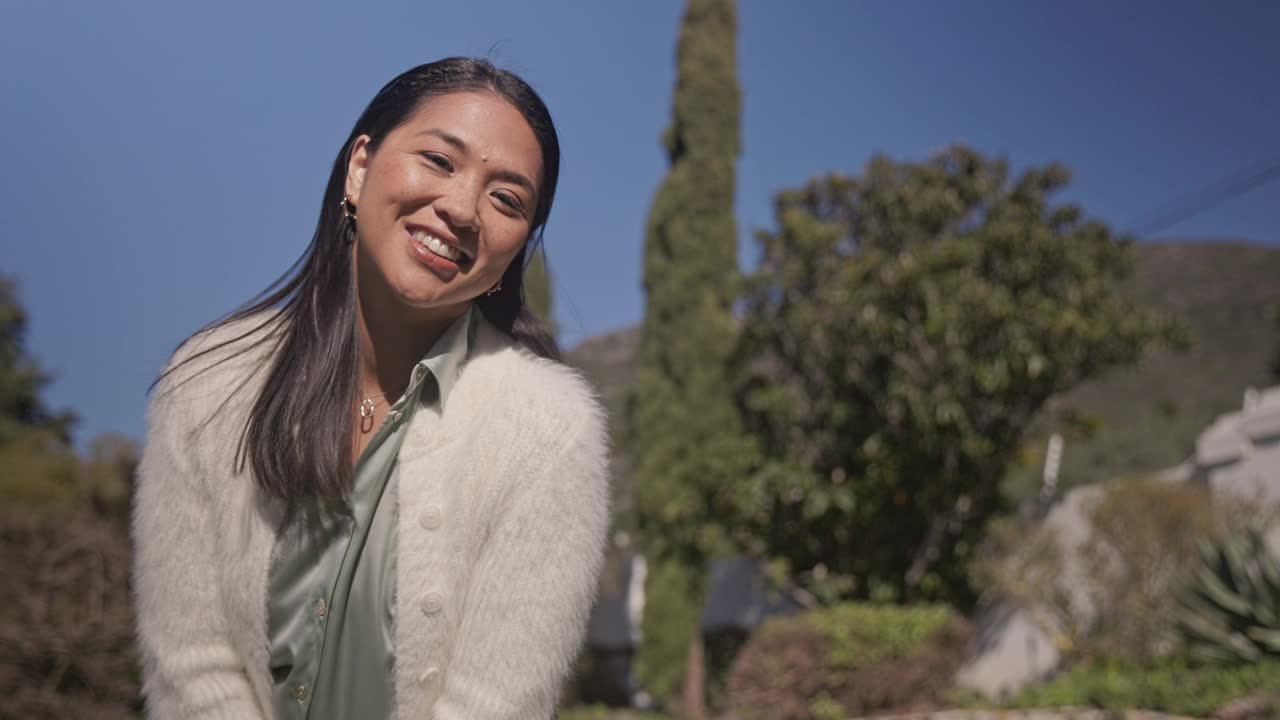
[680,631,707,720]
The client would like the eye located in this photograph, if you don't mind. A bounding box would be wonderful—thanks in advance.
[420,152,453,172]
[493,192,527,218]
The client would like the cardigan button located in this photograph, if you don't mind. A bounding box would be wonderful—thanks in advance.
[420,506,443,530]
[421,591,444,616]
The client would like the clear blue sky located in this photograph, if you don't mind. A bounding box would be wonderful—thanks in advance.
[3,1,1278,447]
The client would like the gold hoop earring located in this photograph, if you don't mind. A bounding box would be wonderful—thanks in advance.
[341,195,358,221]
[485,280,503,297]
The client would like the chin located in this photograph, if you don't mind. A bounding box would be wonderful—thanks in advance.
[393,285,473,315]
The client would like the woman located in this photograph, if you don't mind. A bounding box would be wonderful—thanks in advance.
[132,58,610,720]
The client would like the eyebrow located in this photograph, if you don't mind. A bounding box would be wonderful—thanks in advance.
[421,128,538,197]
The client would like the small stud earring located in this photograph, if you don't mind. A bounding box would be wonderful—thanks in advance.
[485,280,503,296]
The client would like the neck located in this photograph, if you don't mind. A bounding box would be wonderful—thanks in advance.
[353,247,468,401]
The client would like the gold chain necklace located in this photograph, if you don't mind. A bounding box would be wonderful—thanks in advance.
[359,389,390,419]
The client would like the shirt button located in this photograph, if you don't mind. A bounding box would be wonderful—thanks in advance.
[420,591,444,616]
[315,598,328,618]
[293,684,307,703]
[391,410,404,422]
[420,506,443,530]
[420,666,441,684]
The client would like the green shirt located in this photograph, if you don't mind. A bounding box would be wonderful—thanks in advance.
[267,308,473,719]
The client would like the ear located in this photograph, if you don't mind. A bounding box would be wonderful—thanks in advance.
[345,135,372,206]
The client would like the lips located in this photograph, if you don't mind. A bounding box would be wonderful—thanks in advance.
[409,227,471,264]
[406,228,468,279]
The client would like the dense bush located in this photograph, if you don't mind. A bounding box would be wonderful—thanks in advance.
[0,506,140,719]
[975,476,1219,661]
[724,603,969,720]
[1081,476,1218,660]
[1003,655,1280,716]
[635,558,701,705]
[555,706,674,720]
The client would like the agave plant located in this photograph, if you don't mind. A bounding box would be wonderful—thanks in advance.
[1174,527,1280,663]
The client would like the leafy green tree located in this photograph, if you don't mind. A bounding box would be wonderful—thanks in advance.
[0,275,72,444]
[737,147,1180,606]
[523,246,557,340]
[83,432,140,521]
[629,0,759,713]
[0,274,79,508]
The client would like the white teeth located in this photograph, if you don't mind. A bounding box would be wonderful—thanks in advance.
[412,230,466,263]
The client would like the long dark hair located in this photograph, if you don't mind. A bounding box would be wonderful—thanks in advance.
[161,58,561,500]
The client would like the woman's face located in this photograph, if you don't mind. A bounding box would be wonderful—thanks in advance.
[345,91,542,318]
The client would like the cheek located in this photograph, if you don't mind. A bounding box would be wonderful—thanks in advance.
[372,163,430,206]
[481,224,529,268]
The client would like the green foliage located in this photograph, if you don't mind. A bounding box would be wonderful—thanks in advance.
[635,559,700,703]
[82,432,141,519]
[807,603,952,668]
[1176,527,1280,663]
[1,506,140,717]
[807,694,844,720]
[0,427,82,508]
[1083,477,1218,660]
[975,478,1219,661]
[1003,655,1280,716]
[0,275,73,445]
[629,0,757,706]
[524,246,557,339]
[556,706,674,720]
[0,429,139,520]
[725,602,968,720]
[737,148,1179,605]
[0,274,139,519]
[1043,241,1280,496]
[631,0,758,572]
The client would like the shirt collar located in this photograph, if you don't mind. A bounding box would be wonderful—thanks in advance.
[409,304,475,411]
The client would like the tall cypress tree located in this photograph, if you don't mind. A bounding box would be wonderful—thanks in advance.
[629,0,757,713]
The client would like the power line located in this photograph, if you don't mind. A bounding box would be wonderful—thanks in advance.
[1127,156,1280,237]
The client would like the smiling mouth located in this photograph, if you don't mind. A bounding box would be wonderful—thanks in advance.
[409,228,472,265]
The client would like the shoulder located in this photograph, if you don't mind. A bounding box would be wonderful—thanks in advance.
[459,318,609,460]
[148,311,281,435]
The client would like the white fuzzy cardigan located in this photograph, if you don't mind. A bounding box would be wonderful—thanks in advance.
[132,315,611,719]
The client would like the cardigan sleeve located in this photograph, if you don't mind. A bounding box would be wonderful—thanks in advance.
[132,380,267,720]
[431,403,611,720]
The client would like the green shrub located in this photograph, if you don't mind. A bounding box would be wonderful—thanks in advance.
[1004,655,1280,716]
[807,603,953,667]
[0,429,138,523]
[0,428,83,509]
[635,559,699,704]
[725,603,968,720]
[0,507,139,718]
[555,705,675,720]
[974,476,1219,662]
[1082,476,1218,660]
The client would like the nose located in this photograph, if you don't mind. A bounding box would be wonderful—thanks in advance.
[434,182,481,233]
